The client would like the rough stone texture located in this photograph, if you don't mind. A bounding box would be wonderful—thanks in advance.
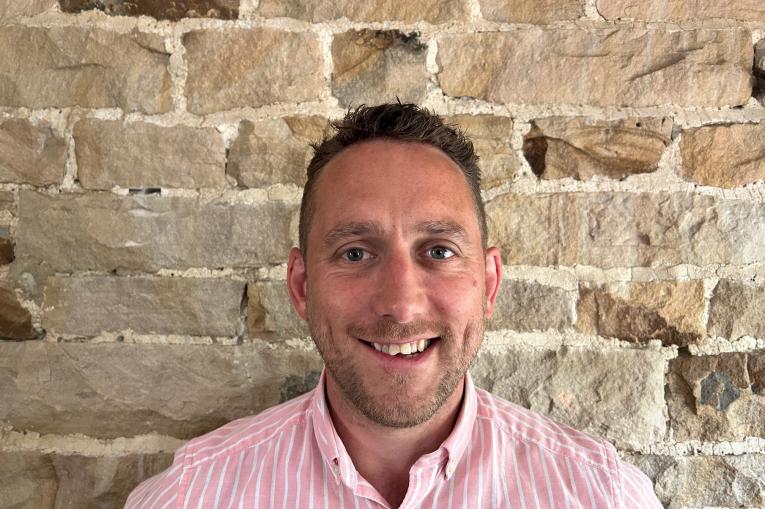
[471,347,666,449]
[16,190,297,272]
[597,0,765,21]
[0,283,35,340]
[756,40,765,100]
[0,341,323,438]
[0,119,66,186]
[708,280,765,340]
[0,191,13,265]
[247,281,308,338]
[0,26,171,113]
[667,353,765,441]
[487,192,765,268]
[60,0,238,20]
[488,280,574,332]
[523,117,671,180]
[438,28,752,107]
[479,0,584,23]
[0,450,173,509]
[0,0,55,22]
[74,120,226,190]
[627,454,765,508]
[43,276,245,337]
[680,123,765,188]
[576,281,705,346]
[332,30,428,108]
[446,115,517,189]
[256,0,468,23]
[227,117,327,188]
[183,29,323,114]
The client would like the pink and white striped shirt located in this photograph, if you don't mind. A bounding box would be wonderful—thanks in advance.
[126,370,661,508]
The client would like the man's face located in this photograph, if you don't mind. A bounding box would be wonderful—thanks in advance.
[287,139,501,428]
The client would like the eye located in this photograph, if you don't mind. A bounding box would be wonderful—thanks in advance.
[428,246,455,260]
[342,247,367,262]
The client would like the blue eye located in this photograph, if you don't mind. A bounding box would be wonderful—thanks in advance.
[429,246,454,259]
[343,248,366,262]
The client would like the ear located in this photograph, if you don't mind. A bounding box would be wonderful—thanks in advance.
[287,247,308,321]
[483,246,502,319]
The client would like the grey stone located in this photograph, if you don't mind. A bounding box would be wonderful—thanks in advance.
[42,276,245,337]
[0,26,171,113]
[708,280,765,340]
[0,341,323,438]
[74,120,226,190]
[247,281,308,338]
[471,347,666,449]
[488,280,574,332]
[438,28,752,108]
[59,0,239,20]
[16,190,297,272]
[256,0,468,23]
[0,119,66,186]
[0,0,55,22]
[0,451,57,509]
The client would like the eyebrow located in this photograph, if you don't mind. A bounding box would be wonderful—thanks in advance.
[322,220,471,248]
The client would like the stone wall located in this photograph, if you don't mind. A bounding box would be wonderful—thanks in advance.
[1,1,764,507]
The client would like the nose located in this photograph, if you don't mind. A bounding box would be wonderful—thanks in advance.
[370,248,427,323]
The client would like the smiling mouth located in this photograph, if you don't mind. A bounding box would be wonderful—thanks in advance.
[359,338,440,358]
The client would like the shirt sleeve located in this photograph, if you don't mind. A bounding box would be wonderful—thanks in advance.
[619,460,663,508]
[124,448,188,509]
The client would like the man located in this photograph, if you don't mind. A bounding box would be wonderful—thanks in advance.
[126,103,662,508]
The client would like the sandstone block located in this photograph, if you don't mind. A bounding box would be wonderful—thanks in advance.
[576,281,705,346]
[438,28,752,107]
[756,40,765,97]
[247,281,307,338]
[487,192,765,268]
[667,353,765,441]
[479,0,584,23]
[0,0,55,22]
[680,123,765,188]
[43,276,245,337]
[0,283,35,340]
[597,0,765,21]
[0,119,66,186]
[16,191,296,272]
[488,280,574,332]
[227,117,327,188]
[332,30,428,107]
[74,120,225,190]
[523,117,671,180]
[0,451,57,509]
[60,0,238,20]
[471,347,666,448]
[627,453,765,508]
[708,280,765,340]
[0,341,323,438]
[184,29,323,114]
[256,0,468,23]
[0,26,171,113]
[447,115,517,189]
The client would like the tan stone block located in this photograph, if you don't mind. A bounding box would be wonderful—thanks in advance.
[0,341,323,438]
[438,28,752,107]
[576,281,705,346]
[332,30,428,107]
[75,120,225,190]
[16,190,296,272]
[0,452,57,509]
[488,280,574,332]
[60,0,238,20]
[523,117,671,180]
[627,454,765,508]
[0,26,171,113]
[0,119,66,186]
[446,115,517,189]
[247,281,307,338]
[680,124,765,188]
[0,282,35,340]
[471,347,666,448]
[479,0,584,23]
[42,276,245,337]
[0,0,55,22]
[597,0,765,21]
[667,353,765,441]
[184,29,323,114]
[487,192,765,268]
[256,0,468,23]
[708,280,765,340]
[227,117,327,188]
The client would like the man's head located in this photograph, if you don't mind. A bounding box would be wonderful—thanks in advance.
[287,103,502,429]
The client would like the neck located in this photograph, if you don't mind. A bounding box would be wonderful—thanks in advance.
[324,375,465,508]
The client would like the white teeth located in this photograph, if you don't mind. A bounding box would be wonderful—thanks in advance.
[388,344,401,355]
[380,344,389,354]
[417,339,426,352]
[400,343,412,355]
[370,339,434,356]
[373,343,382,351]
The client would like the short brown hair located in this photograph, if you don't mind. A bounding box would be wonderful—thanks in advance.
[299,103,487,254]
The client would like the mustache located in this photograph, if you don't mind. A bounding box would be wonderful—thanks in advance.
[346,319,453,342]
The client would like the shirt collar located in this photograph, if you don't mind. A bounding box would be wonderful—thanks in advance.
[309,368,478,485]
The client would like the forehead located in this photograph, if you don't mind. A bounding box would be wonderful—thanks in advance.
[308,139,479,244]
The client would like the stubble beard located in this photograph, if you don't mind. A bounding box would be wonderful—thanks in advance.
[307,308,486,429]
